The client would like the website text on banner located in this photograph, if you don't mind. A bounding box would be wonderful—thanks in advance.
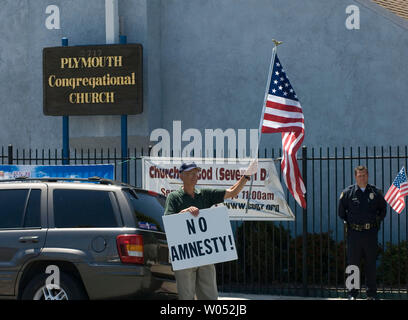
[162,206,238,271]
[143,157,294,221]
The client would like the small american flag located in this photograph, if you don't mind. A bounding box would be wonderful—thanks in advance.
[385,167,408,214]
[138,221,157,230]
[261,54,306,208]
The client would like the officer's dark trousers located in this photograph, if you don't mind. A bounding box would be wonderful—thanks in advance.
[347,229,378,298]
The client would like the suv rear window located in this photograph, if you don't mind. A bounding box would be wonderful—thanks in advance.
[123,189,165,232]
[53,189,118,228]
[0,189,41,229]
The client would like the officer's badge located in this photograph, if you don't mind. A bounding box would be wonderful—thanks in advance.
[369,193,374,200]
[340,192,344,199]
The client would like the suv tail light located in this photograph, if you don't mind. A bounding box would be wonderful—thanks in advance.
[116,235,144,264]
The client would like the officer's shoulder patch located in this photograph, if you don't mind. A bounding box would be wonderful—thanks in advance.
[340,186,353,199]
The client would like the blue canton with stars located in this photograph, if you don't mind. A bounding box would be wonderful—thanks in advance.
[393,167,407,188]
[268,54,298,101]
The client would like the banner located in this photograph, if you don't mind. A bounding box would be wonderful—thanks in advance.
[142,157,294,221]
[0,164,115,180]
[162,206,238,271]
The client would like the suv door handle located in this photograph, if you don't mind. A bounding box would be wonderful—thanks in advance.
[19,236,39,243]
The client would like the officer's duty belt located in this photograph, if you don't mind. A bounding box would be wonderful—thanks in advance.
[349,223,376,231]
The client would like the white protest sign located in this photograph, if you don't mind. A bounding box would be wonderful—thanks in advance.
[162,206,238,271]
[143,157,295,221]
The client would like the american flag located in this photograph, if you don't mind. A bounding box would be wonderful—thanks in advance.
[385,167,408,214]
[261,54,306,208]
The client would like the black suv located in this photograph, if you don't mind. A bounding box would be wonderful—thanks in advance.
[0,177,176,300]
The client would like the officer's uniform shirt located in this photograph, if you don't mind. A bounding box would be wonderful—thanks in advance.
[338,184,386,226]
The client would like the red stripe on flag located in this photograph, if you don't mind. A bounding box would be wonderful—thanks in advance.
[263,113,305,124]
[262,125,303,133]
[266,100,303,113]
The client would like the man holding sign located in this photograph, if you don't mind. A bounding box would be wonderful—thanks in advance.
[164,161,256,300]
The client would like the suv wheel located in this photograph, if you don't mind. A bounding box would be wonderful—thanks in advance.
[22,272,87,300]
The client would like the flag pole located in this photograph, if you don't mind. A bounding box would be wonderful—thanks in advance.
[245,39,283,214]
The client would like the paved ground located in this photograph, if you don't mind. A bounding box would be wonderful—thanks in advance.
[218,292,344,300]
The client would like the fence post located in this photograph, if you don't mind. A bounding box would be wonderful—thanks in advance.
[120,34,128,183]
[62,37,69,165]
[302,145,308,296]
[8,145,13,165]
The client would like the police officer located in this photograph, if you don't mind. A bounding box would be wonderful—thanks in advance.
[338,165,386,300]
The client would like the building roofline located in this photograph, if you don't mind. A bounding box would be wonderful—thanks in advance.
[355,0,408,30]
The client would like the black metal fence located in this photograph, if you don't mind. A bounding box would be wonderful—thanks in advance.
[220,146,408,299]
[2,145,408,299]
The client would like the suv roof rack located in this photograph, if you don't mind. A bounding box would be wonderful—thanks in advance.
[0,176,129,186]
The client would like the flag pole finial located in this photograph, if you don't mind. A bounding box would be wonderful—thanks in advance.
[272,39,283,47]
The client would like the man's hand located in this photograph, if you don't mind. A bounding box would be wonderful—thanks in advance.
[241,159,258,177]
[180,206,200,217]
[225,160,259,199]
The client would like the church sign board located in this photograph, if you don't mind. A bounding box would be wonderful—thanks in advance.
[43,44,143,116]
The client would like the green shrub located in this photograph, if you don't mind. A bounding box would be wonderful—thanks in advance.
[289,232,346,285]
[217,223,407,290]
[377,241,408,287]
